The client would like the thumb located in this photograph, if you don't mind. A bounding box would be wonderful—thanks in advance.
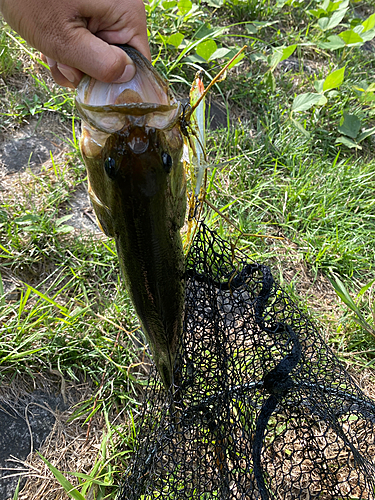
[61,30,136,83]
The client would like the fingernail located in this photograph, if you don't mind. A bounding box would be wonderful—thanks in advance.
[113,59,136,83]
[57,63,77,83]
[46,57,57,69]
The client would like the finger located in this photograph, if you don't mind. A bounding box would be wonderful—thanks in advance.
[60,30,136,83]
[57,64,84,87]
[42,54,79,88]
[96,31,151,62]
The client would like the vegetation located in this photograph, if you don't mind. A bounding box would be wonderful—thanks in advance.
[1,0,375,497]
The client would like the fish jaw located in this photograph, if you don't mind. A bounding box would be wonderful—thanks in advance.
[76,45,181,140]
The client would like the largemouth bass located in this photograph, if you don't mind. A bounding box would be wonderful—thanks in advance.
[76,46,186,390]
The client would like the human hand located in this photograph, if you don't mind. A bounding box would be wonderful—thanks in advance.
[0,0,150,88]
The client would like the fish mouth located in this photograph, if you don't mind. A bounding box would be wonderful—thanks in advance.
[76,45,181,136]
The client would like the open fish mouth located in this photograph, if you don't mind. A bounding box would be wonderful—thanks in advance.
[76,45,181,140]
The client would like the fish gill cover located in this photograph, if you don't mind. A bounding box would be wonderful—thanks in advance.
[119,222,375,499]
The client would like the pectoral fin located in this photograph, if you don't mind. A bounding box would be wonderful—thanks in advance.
[88,182,115,237]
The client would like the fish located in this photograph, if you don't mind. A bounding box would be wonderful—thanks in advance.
[76,45,186,390]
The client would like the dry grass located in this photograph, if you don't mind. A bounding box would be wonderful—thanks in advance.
[0,374,129,500]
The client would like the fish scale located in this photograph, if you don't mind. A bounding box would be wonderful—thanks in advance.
[76,45,186,390]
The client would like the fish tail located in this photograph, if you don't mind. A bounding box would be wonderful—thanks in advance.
[158,352,174,391]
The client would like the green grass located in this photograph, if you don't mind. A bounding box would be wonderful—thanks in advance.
[1,0,375,497]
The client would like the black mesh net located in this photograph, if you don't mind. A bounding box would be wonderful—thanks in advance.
[118,222,375,500]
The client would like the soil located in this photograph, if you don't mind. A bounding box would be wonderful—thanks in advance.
[0,374,111,500]
[0,114,71,171]
[0,389,66,498]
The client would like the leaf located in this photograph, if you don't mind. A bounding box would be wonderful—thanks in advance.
[323,66,345,91]
[337,112,361,139]
[245,24,258,34]
[280,44,298,62]
[14,214,40,225]
[252,20,279,29]
[353,82,375,102]
[317,94,328,106]
[55,225,75,234]
[339,0,349,9]
[290,117,310,138]
[250,52,268,63]
[339,29,363,46]
[329,276,362,315]
[270,44,297,70]
[167,33,184,48]
[68,472,111,487]
[352,80,368,94]
[209,47,232,60]
[56,214,73,227]
[314,79,324,93]
[20,282,68,313]
[309,8,327,18]
[360,28,375,42]
[1,348,44,362]
[194,24,216,40]
[196,39,217,61]
[37,453,86,500]
[317,7,348,31]
[326,90,340,98]
[177,0,192,15]
[157,32,167,46]
[362,12,375,32]
[357,126,375,143]
[162,0,177,8]
[13,478,21,500]
[13,477,22,500]
[328,275,371,331]
[183,54,206,64]
[292,92,325,112]
[263,71,276,91]
[327,0,348,13]
[227,51,246,69]
[353,24,364,36]
[318,35,346,50]
[357,278,375,299]
[335,136,362,149]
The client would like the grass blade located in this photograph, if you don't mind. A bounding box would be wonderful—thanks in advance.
[37,453,86,500]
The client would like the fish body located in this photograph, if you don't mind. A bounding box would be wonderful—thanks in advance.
[76,46,186,389]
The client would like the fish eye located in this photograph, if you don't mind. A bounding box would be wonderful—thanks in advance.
[104,157,117,179]
[162,152,173,174]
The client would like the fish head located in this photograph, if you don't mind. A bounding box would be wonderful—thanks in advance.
[76,46,186,237]
[100,121,184,199]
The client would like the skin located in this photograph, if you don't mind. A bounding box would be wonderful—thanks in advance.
[0,0,150,88]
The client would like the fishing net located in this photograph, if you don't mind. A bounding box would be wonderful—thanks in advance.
[118,221,375,500]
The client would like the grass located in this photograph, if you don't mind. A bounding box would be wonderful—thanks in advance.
[1,0,375,497]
